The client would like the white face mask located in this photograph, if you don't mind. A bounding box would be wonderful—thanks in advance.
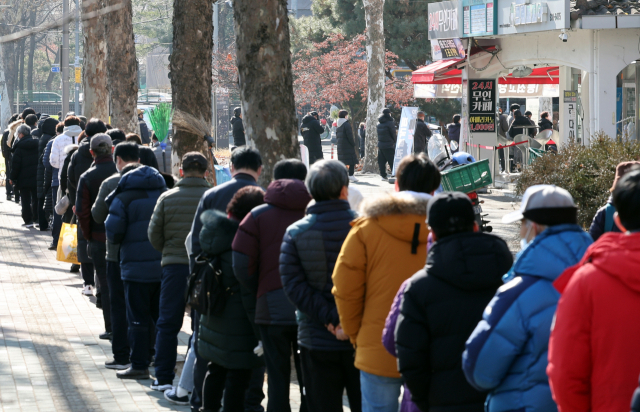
[520,221,534,250]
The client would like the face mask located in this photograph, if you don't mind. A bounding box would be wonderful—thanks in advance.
[520,221,534,250]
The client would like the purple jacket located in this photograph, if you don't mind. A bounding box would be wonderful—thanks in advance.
[382,280,421,412]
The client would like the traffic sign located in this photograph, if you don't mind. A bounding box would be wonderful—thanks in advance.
[51,66,60,73]
[75,67,81,83]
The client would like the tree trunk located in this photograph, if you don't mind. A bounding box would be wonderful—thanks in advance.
[26,11,36,93]
[1,42,16,112]
[232,0,300,187]
[363,0,386,174]
[170,0,213,180]
[104,0,139,133]
[82,0,109,120]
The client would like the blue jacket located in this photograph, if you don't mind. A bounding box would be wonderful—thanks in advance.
[105,165,167,282]
[280,199,356,351]
[463,224,592,412]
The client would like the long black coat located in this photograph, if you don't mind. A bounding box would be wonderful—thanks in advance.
[230,116,246,146]
[377,114,397,149]
[10,135,39,189]
[36,118,59,199]
[414,119,432,154]
[300,114,324,164]
[336,119,357,165]
[396,232,513,412]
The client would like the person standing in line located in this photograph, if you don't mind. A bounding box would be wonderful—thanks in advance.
[300,111,325,165]
[231,107,246,147]
[75,133,118,340]
[35,118,58,231]
[198,186,266,412]
[233,158,311,412]
[497,108,509,173]
[391,192,513,412]
[43,122,65,251]
[147,152,211,392]
[336,110,358,182]
[332,154,440,412]
[10,124,39,227]
[138,109,151,145]
[446,115,461,153]
[105,162,167,380]
[358,122,366,159]
[92,142,140,371]
[280,160,362,412]
[463,185,592,412]
[507,103,520,126]
[2,114,20,201]
[49,116,82,182]
[125,133,159,169]
[413,111,432,154]
[548,169,640,412]
[377,108,397,181]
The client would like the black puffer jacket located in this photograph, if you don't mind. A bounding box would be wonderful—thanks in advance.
[414,118,432,154]
[336,118,357,165]
[538,118,553,131]
[301,114,324,164]
[10,135,39,189]
[139,145,159,170]
[230,116,246,146]
[377,113,397,149]
[280,199,357,351]
[509,115,535,138]
[68,139,94,203]
[395,232,513,412]
[198,210,263,370]
[36,118,59,199]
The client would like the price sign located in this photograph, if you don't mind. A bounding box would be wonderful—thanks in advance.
[468,79,496,133]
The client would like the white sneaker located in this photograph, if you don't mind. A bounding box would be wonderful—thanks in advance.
[381,176,388,181]
[349,176,358,182]
[82,285,94,296]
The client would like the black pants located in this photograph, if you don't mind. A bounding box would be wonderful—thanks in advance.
[299,347,362,412]
[90,241,111,333]
[202,362,253,412]
[346,160,356,176]
[81,263,95,286]
[259,324,307,412]
[377,148,395,178]
[107,260,130,364]
[123,280,160,370]
[19,186,38,224]
[4,157,13,196]
[37,197,49,230]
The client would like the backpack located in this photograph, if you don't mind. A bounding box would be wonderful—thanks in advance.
[186,253,231,316]
[604,203,616,233]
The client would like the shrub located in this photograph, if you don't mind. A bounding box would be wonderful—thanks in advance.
[516,133,640,228]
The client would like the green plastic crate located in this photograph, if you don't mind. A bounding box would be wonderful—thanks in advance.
[528,147,545,165]
[440,159,492,193]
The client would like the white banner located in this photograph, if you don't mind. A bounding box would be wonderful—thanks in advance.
[414,83,559,99]
[392,107,419,176]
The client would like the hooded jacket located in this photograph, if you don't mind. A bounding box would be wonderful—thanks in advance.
[280,199,357,351]
[447,122,461,144]
[148,176,211,266]
[230,116,246,146]
[463,224,592,412]
[332,191,431,377]
[75,155,118,242]
[232,179,312,326]
[336,118,357,165]
[377,113,397,149]
[60,143,79,200]
[105,165,167,282]
[49,125,82,177]
[538,118,553,131]
[547,232,640,412]
[301,114,325,163]
[6,119,24,149]
[68,139,95,213]
[395,232,513,412]
[92,172,122,262]
[588,198,621,240]
[198,210,263,370]
[36,118,59,199]
[10,135,39,189]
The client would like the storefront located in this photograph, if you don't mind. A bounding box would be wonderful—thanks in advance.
[418,0,640,159]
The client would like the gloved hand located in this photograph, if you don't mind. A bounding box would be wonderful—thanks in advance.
[253,341,264,357]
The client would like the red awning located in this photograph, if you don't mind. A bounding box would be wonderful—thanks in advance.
[412,59,559,85]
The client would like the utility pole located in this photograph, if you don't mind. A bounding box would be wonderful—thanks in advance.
[62,0,70,115]
[74,0,80,115]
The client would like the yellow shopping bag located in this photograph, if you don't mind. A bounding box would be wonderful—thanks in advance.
[56,222,80,265]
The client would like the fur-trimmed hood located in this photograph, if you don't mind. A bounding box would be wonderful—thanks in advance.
[64,143,79,154]
[8,119,24,148]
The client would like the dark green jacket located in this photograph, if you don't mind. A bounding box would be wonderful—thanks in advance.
[197,210,263,370]
[148,177,211,266]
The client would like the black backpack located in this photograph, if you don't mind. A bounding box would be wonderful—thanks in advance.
[186,253,230,316]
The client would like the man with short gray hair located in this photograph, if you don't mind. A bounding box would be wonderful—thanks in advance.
[10,124,39,226]
[280,159,362,411]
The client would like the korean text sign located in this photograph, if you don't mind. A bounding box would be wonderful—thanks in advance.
[469,79,496,133]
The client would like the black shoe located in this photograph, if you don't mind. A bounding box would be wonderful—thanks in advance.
[116,367,150,380]
[6,194,12,201]
[69,264,80,273]
[15,197,20,204]
[95,293,102,309]
[48,242,57,251]
[151,380,173,392]
[99,332,112,340]
[164,389,189,405]
[105,359,131,370]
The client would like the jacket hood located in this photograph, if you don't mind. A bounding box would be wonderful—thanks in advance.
[8,120,23,147]
[41,117,58,136]
[513,224,592,281]
[378,113,394,124]
[556,232,640,294]
[64,143,79,154]
[358,191,431,242]
[428,232,513,291]
[337,118,349,128]
[118,165,166,191]
[199,209,239,256]
[265,179,311,210]
[302,114,315,124]
[77,140,93,159]
[12,135,38,151]
[63,125,82,137]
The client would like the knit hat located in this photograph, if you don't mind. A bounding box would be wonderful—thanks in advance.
[503,185,577,226]
[427,192,475,237]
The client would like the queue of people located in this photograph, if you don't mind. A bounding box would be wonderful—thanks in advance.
[3,109,640,412]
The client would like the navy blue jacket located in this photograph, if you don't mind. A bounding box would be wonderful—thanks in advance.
[105,165,167,282]
[463,224,592,412]
[190,173,258,269]
[377,114,397,149]
[588,199,621,241]
[280,199,356,351]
